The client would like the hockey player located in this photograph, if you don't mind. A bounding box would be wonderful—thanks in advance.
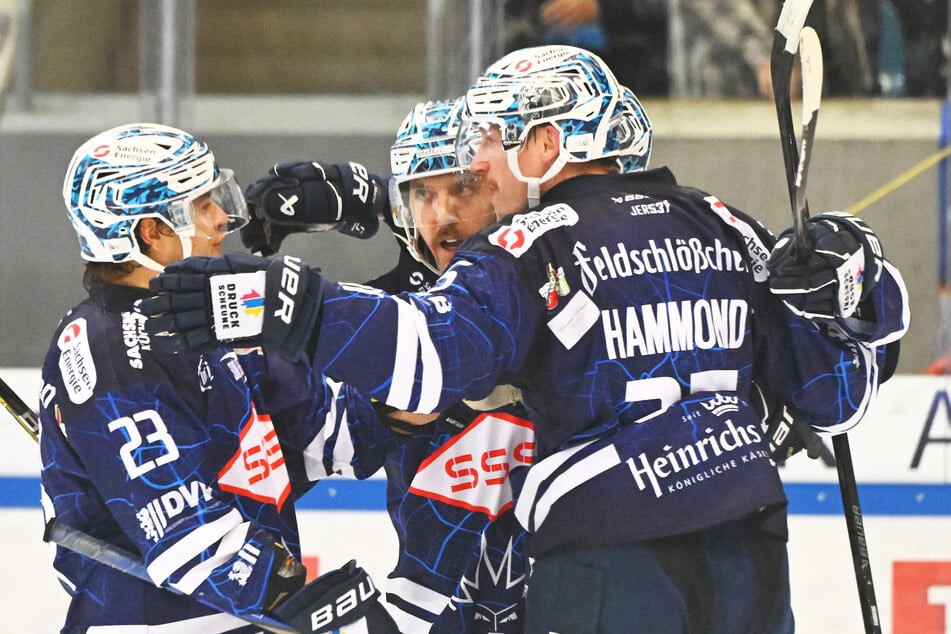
[142,45,910,633]
[239,97,535,633]
[40,123,399,633]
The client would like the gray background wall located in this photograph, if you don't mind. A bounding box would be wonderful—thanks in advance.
[0,95,938,374]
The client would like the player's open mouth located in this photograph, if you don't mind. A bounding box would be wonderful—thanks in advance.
[440,239,462,250]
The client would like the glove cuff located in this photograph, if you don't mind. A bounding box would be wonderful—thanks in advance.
[263,255,323,361]
[272,560,395,633]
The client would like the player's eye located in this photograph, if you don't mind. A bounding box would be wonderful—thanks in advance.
[452,174,482,196]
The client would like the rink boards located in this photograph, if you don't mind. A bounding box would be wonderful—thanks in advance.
[1,371,949,633]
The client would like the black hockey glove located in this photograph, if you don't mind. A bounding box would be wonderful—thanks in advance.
[271,560,398,633]
[764,403,825,462]
[767,212,884,321]
[241,161,386,256]
[141,253,324,361]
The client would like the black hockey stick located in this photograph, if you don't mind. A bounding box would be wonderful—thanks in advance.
[771,13,883,633]
[771,0,814,232]
[0,375,39,441]
[0,376,298,634]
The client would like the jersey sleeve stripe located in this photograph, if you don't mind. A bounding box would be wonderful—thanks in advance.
[170,521,250,594]
[387,297,420,409]
[146,507,244,585]
[414,302,443,413]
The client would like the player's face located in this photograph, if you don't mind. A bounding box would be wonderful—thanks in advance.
[468,124,530,218]
[408,171,496,271]
[187,193,229,258]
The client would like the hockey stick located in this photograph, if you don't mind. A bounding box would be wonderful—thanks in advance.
[771,14,883,633]
[0,376,298,634]
[0,374,39,441]
[770,0,814,234]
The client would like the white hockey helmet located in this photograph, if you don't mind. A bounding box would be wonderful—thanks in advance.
[458,45,650,201]
[63,122,248,271]
[389,97,493,274]
[611,85,652,173]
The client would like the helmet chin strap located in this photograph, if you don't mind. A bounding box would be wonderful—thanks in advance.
[130,252,167,273]
[129,228,195,273]
[507,148,569,209]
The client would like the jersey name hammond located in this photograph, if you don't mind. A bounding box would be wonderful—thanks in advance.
[602,298,748,359]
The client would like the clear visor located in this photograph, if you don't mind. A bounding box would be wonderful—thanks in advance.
[167,167,249,235]
[455,119,509,170]
[391,170,497,230]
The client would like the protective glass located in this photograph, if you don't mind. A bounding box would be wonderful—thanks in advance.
[394,171,495,230]
[167,167,249,235]
[455,119,507,171]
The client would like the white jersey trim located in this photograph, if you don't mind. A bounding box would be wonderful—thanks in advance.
[146,507,243,585]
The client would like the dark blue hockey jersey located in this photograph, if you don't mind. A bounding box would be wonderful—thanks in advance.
[350,220,534,634]
[39,283,392,632]
[310,168,908,556]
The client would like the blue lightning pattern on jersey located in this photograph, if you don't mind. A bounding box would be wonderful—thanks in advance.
[39,283,393,632]
[309,167,908,558]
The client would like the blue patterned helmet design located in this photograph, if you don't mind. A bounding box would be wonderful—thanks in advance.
[458,45,651,179]
[390,97,465,184]
[611,85,652,173]
[63,122,244,264]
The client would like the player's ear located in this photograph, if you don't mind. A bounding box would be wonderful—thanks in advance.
[137,217,164,249]
[540,123,561,160]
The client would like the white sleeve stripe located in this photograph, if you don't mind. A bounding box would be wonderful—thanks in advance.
[386,575,452,613]
[515,439,595,529]
[388,605,437,634]
[529,445,622,532]
[303,380,340,480]
[146,508,243,584]
[820,340,879,435]
[388,298,420,410]
[414,303,443,413]
[331,406,357,478]
[87,612,251,632]
[171,521,250,594]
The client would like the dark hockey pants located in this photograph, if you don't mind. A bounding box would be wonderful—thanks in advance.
[523,514,794,633]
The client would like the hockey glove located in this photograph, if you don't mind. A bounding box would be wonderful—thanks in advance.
[764,403,825,462]
[271,560,398,633]
[767,212,884,320]
[241,161,385,255]
[142,253,323,361]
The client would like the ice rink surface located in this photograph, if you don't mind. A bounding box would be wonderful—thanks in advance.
[3,371,950,632]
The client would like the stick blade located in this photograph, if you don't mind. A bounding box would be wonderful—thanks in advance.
[799,26,823,124]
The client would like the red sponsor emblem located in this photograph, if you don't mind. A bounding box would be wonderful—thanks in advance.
[894,561,951,633]
[410,412,534,520]
[496,227,526,251]
[218,404,291,510]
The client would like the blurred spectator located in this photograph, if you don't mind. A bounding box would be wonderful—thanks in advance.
[672,0,882,99]
[891,0,947,97]
[670,0,773,98]
[505,0,669,96]
[808,0,881,97]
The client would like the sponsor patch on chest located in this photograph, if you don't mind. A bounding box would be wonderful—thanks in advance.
[489,203,578,257]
